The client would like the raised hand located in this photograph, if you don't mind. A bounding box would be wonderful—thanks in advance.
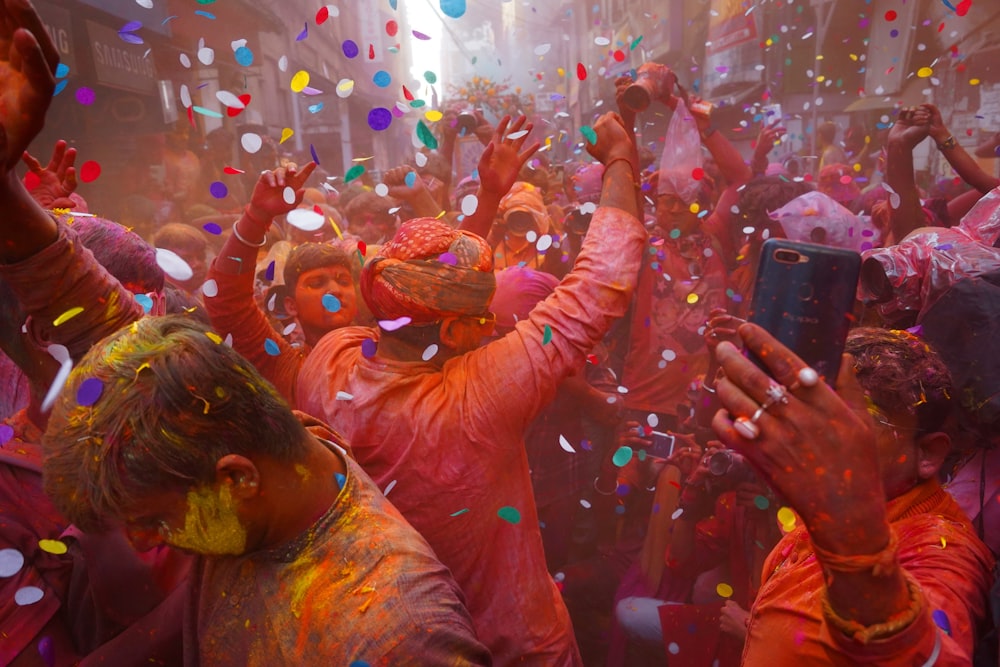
[888,106,931,151]
[477,114,540,199]
[614,75,637,135]
[586,112,635,166]
[752,121,786,165]
[22,139,77,209]
[246,161,317,232]
[0,0,60,171]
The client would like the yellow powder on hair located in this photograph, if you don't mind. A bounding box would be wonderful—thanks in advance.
[164,485,247,555]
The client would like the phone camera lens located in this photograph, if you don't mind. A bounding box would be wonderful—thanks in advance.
[774,250,800,263]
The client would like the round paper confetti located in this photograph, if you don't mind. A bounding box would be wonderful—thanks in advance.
[290,70,310,93]
[264,338,280,356]
[460,194,479,216]
[612,446,633,467]
[361,338,377,358]
[716,582,734,598]
[134,293,153,313]
[368,107,392,131]
[282,186,296,205]
[342,39,359,58]
[79,160,101,183]
[38,539,68,555]
[0,549,23,577]
[202,279,219,298]
[234,46,253,66]
[15,586,44,606]
[241,133,263,154]
[379,316,412,332]
[76,377,104,406]
[667,642,680,655]
[75,87,96,105]
[322,294,341,313]
[424,109,443,122]
[917,66,933,78]
[777,507,796,527]
[336,79,355,98]
[374,183,389,197]
[440,0,467,18]
[534,43,551,56]
[155,248,194,282]
[497,506,521,524]
[424,71,437,84]
[0,424,12,445]
[209,181,228,199]
[372,70,391,88]
[422,344,439,361]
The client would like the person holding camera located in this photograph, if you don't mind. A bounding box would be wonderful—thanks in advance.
[712,325,994,665]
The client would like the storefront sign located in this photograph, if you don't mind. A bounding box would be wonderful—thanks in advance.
[87,20,157,93]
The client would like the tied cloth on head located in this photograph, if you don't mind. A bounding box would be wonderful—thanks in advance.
[499,182,551,234]
[361,218,496,325]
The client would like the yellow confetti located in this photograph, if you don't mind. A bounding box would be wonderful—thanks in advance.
[557,67,565,77]
[970,78,981,86]
[940,536,947,549]
[424,109,443,122]
[686,293,700,305]
[290,70,310,93]
[205,332,223,345]
[917,67,933,78]
[53,307,84,326]
[816,75,826,83]
[716,582,734,598]
[688,203,700,214]
[38,539,68,555]
[336,79,355,96]
[777,506,796,527]
[280,128,294,144]
[329,217,344,240]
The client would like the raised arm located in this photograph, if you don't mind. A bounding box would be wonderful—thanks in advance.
[22,139,78,210]
[458,115,540,237]
[382,165,443,219]
[884,106,932,245]
[925,103,1000,195]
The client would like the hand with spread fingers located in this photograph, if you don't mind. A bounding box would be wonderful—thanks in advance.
[476,114,540,199]
[710,323,887,552]
[23,139,77,209]
[246,161,317,233]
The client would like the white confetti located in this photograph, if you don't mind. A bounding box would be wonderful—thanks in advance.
[179,84,192,108]
[383,479,397,496]
[335,391,354,401]
[461,194,479,216]
[282,186,296,205]
[14,586,44,606]
[286,208,324,231]
[335,79,354,98]
[282,322,297,336]
[179,53,191,69]
[534,43,551,55]
[507,130,529,140]
[216,91,245,109]
[415,152,428,167]
[579,499,592,509]
[421,344,439,361]
[197,46,215,66]
[374,183,389,197]
[278,55,288,72]
[536,235,553,252]
[671,508,685,520]
[155,248,194,282]
[201,279,218,298]
[0,549,24,577]
[559,435,576,453]
[646,414,659,428]
[240,132,263,154]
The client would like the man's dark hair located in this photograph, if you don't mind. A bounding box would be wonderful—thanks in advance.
[283,243,356,291]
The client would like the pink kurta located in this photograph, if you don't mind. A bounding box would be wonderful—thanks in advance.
[297,206,645,665]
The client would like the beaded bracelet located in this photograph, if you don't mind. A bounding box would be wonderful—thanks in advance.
[813,529,899,578]
[822,571,923,644]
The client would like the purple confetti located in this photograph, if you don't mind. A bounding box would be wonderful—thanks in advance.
[120,20,142,32]
[368,107,392,131]
[209,181,228,199]
[310,143,320,165]
[0,424,13,445]
[75,87,96,105]
[361,338,377,358]
[202,222,222,235]
[438,252,457,265]
[342,40,359,58]
[118,32,144,45]
[412,30,431,40]
[37,636,54,667]
[932,609,951,635]
[265,260,276,282]
[296,22,308,41]
[76,377,104,406]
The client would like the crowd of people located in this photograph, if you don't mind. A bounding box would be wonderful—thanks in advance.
[0,0,998,664]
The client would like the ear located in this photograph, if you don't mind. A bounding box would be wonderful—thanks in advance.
[437,317,462,351]
[915,431,951,481]
[283,295,298,318]
[215,454,261,500]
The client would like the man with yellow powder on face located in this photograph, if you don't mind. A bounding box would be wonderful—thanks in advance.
[42,316,491,666]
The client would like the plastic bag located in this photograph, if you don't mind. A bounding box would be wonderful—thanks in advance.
[657,100,703,204]
[768,190,879,252]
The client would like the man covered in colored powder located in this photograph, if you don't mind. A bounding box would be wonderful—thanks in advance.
[712,326,994,665]
[295,111,646,664]
[42,316,492,666]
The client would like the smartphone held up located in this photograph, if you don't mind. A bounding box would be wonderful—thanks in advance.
[747,239,862,384]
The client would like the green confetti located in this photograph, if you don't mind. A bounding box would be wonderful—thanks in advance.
[497,506,521,524]
[450,508,469,517]
[345,164,365,183]
[612,446,633,467]
[630,36,643,50]
[542,324,552,345]
[580,125,597,145]
[417,120,439,149]
[754,495,771,510]
[424,71,437,84]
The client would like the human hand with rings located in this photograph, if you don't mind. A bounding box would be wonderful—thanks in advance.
[710,323,887,548]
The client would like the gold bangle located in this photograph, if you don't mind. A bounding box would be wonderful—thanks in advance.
[937,136,958,151]
[231,220,267,248]
[822,572,924,644]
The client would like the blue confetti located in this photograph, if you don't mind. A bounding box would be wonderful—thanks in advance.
[55,63,69,78]
[234,46,253,67]
[264,338,280,356]
[53,80,68,96]
[134,294,153,313]
[296,22,308,41]
[310,144,320,165]
[194,10,216,19]
[404,171,417,187]
[932,609,952,636]
[322,294,342,313]
[389,0,397,8]
[308,102,324,114]
[373,70,391,88]
[440,0,466,18]
[334,473,346,490]
[265,261,275,282]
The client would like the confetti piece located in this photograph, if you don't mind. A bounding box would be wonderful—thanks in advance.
[205,332,223,345]
[38,540,68,555]
[368,107,392,131]
[956,0,972,16]
[404,172,417,188]
[192,105,223,119]
[361,338,377,358]
[424,71,437,84]
[284,208,324,231]
[345,165,366,184]
[156,248,194,281]
[412,30,431,40]
[450,509,469,517]
[37,636,53,667]
[53,307,84,327]
[290,70,310,93]
[202,279,219,298]
[716,582,734,598]
[534,43,551,56]
[777,506,796,527]
[416,120,439,149]
[0,549,24,577]
[422,344,439,361]
[612,446,633,467]
[310,144,321,165]
[580,126,597,144]
[336,78,355,98]
[234,46,253,66]
[497,506,521,524]
[754,495,770,510]
[0,424,12,445]
[209,181,228,199]
[383,479,397,496]
[460,194,478,216]
[342,39,359,58]
[15,587,44,606]
[76,87,96,105]
[379,316,412,332]
[542,324,553,344]
[76,377,103,406]
[282,187,296,205]
[577,62,587,80]
[335,391,353,401]
[264,338,280,356]
[440,0,466,18]
[372,70,391,87]
[559,435,576,453]
[322,294,341,313]
[241,133,263,154]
